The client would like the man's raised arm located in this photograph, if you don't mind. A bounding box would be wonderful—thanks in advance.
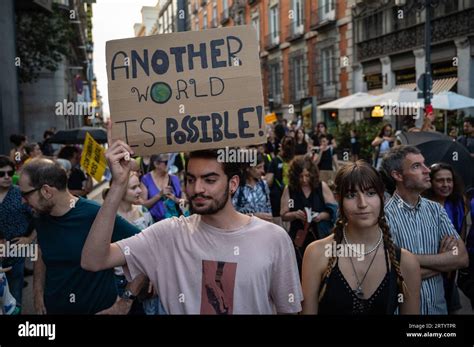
[81,122,137,272]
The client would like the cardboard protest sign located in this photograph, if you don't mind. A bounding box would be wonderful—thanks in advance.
[80,132,107,181]
[106,26,265,155]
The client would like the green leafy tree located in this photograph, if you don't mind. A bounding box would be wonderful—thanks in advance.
[16,4,75,83]
[333,118,384,163]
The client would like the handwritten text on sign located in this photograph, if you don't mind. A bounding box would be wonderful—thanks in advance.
[106,26,265,155]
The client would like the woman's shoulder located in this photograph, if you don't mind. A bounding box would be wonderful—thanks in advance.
[170,174,180,183]
[305,234,335,264]
[135,204,150,214]
[141,171,152,181]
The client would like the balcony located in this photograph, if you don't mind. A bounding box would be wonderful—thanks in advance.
[210,18,218,28]
[310,0,336,29]
[356,8,474,62]
[248,0,258,4]
[321,83,337,100]
[220,8,230,24]
[201,0,207,6]
[290,88,307,105]
[269,94,282,107]
[265,32,280,51]
[192,3,198,14]
[286,22,305,42]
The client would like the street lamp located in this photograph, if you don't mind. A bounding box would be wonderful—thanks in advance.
[395,0,450,124]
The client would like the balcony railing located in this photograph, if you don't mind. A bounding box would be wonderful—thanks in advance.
[220,8,230,24]
[357,8,474,62]
[311,0,336,29]
[269,94,282,107]
[289,88,307,104]
[286,22,305,41]
[264,32,280,51]
[321,83,337,100]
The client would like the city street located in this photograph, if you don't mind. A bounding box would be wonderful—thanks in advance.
[1,0,474,331]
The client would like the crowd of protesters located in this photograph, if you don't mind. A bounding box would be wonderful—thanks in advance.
[0,116,473,315]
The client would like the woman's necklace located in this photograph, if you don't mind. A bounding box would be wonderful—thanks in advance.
[343,227,383,256]
[346,241,381,299]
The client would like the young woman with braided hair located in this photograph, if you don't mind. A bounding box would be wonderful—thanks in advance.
[302,161,421,314]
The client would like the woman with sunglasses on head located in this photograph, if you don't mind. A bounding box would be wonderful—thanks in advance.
[0,155,35,314]
[140,154,185,222]
[423,163,466,313]
[301,161,420,314]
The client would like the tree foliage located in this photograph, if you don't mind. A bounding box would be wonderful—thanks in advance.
[333,118,384,163]
[16,4,75,83]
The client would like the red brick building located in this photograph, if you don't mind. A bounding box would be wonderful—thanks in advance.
[189,0,354,126]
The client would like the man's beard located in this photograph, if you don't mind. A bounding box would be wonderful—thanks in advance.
[189,189,229,215]
[34,197,54,216]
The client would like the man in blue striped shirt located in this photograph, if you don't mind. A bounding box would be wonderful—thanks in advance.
[382,145,469,314]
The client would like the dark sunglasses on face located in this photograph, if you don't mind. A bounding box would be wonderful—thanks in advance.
[0,170,14,178]
[21,187,41,198]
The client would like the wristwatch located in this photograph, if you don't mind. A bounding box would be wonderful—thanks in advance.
[121,289,137,301]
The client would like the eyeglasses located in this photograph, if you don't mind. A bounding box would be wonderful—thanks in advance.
[0,170,14,178]
[21,187,41,198]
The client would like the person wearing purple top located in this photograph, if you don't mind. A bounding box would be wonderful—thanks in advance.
[424,163,466,312]
[458,188,474,308]
[140,154,183,222]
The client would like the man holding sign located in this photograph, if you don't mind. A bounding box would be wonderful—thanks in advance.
[81,122,302,314]
[82,26,301,314]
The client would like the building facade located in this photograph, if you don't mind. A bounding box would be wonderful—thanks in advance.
[134,0,190,37]
[187,0,354,128]
[352,0,474,127]
[17,0,96,143]
[1,0,97,152]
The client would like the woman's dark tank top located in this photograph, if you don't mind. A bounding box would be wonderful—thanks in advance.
[318,245,401,315]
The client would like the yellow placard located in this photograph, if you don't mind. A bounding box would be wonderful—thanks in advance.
[265,112,277,124]
[371,105,384,118]
[80,132,107,182]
